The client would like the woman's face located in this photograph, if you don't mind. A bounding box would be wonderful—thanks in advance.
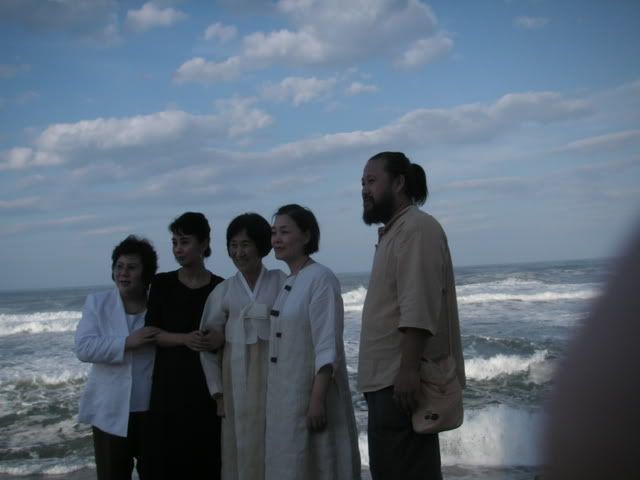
[229,230,262,277]
[172,233,207,268]
[113,254,145,297]
[271,214,309,264]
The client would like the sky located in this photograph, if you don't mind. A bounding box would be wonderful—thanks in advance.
[1,0,639,290]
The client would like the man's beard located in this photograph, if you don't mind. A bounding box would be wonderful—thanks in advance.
[362,190,396,225]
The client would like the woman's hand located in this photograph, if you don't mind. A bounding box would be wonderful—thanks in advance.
[182,330,211,352]
[200,329,224,351]
[125,326,160,350]
[306,396,327,432]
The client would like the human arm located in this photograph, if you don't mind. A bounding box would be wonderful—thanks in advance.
[307,364,333,431]
[393,219,443,413]
[75,293,127,364]
[199,281,228,397]
[306,271,343,430]
[393,328,429,414]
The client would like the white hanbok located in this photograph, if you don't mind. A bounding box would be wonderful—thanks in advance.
[200,266,286,480]
[266,262,361,480]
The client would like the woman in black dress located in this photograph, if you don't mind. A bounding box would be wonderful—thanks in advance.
[145,212,225,479]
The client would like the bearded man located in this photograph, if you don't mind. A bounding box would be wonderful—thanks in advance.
[358,151,465,480]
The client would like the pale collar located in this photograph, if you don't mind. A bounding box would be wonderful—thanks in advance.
[237,264,265,301]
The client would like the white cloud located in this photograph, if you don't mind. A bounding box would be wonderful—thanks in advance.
[214,97,274,137]
[0,147,62,171]
[345,82,378,96]
[560,130,640,153]
[231,90,592,167]
[515,16,549,30]
[396,34,454,68]
[0,63,31,79]
[444,176,532,192]
[125,2,187,33]
[176,0,453,83]
[262,76,337,105]
[2,104,273,170]
[204,22,237,42]
[0,196,40,209]
[174,56,248,84]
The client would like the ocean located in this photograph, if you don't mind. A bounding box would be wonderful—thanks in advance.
[0,258,609,479]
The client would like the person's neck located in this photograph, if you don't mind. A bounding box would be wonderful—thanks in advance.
[179,263,209,287]
[242,264,262,290]
[288,255,312,276]
[384,198,411,226]
[120,291,147,314]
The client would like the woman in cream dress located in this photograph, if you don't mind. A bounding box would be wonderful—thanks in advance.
[200,213,286,480]
[267,204,360,480]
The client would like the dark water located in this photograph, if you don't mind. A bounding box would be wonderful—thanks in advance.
[0,259,609,478]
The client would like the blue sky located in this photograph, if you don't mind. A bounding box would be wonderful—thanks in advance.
[1,0,639,290]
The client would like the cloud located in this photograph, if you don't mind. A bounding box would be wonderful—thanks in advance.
[345,82,378,96]
[85,226,132,236]
[176,0,453,83]
[0,63,31,79]
[214,97,274,137]
[262,76,337,106]
[204,22,237,42]
[125,2,187,32]
[226,90,592,169]
[1,103,273,170]
[0,214,98,238]
[444,176,532,192]
[0,196,40,210]
[174,56,248,84]
[396,34,453,68]
[559,130,640,153]
[515,16,549,30]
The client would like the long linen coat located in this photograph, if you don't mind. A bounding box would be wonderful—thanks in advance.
[266,262,361,480]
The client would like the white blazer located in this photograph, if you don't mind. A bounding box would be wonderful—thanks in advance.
[74,288,155,437]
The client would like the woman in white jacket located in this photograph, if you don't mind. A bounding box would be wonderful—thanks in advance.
[75,235,160,480]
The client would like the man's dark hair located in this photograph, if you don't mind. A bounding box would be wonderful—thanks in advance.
[369,151,428,205]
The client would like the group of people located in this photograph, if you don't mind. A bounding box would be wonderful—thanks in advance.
[74,151,466,480]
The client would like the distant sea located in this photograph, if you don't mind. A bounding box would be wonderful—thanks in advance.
[0,258,609,479]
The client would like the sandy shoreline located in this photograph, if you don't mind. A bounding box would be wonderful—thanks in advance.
[0,467,374,480]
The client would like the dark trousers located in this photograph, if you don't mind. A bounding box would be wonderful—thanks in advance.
[92,412,148,480]
[366,387,442,480]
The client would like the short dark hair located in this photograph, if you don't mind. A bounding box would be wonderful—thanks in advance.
[369,151,428,205]
[273,204,320,255]
[169,212,212,257]
[111,235,158,286]
[226,213,272,258]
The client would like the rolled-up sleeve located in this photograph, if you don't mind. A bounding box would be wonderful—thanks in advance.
[309,274,342,373]
[395,221,444,335]
[74,294,126,364]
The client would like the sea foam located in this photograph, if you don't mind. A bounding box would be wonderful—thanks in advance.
[0,311,80,336]
[458,289,598,304]
[440,405,544,466]
[465,350,552,383]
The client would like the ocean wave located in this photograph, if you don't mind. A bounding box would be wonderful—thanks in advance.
[458,289,598,304]
[0,311,80,336]
[465,350,552,383]
[342,286,367,312]
[440,405,544,466]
